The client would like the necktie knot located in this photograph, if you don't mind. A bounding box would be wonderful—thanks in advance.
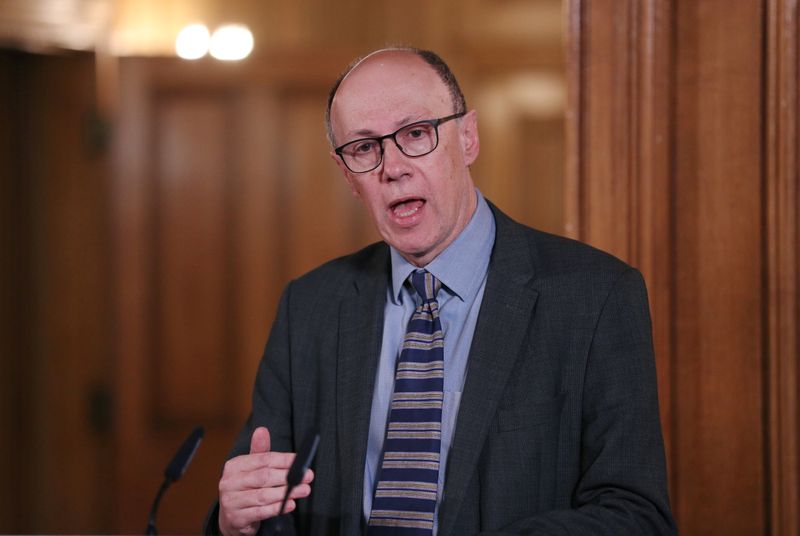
[410,270,441,303]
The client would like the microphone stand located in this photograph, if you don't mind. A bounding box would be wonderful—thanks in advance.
[145,480,170,535]
[145,426,205,535]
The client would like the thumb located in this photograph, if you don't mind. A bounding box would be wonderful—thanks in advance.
[249,426,271,454]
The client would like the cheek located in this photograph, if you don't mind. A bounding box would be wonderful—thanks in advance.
[359,187,384,215]
[345,175,363,199]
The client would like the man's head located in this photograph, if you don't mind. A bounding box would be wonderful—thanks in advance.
[327,47,480,267]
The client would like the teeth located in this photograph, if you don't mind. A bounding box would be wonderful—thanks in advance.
[392,199,423,218]
[397,205,420,217]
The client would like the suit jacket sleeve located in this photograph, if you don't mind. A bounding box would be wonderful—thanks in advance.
[481,268,676,535]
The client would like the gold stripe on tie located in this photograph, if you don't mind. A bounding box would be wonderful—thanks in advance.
[388,421,441,430]
[368,519,434,529]
[391,391,443,400]
[396,361,444,371]
[382,460,440,470]
[386,430,441,440]
[376,480,438,491]
[369,510,435,521]
[403,330,444,342]
[390,400,443,410]
[374,490,438,501]
[383,451,441,461]
[401,340,444,351]
[395,369,444,379]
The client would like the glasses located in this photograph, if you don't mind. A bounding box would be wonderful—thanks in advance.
[334,112,466,173]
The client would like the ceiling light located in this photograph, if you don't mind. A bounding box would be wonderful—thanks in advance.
[209,24,253,61]
[175,24,210,60]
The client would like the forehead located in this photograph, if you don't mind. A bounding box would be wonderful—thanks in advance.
[331,51,452,135]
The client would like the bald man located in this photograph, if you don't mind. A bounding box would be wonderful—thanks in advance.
[207,48,675,536]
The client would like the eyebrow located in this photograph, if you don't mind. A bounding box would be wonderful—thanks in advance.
[347,115,425,139]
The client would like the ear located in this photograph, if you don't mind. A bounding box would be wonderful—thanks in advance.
[330,150,361,199]
[459,110,480,166]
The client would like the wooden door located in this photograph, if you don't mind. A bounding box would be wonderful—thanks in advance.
[111,56,371,533]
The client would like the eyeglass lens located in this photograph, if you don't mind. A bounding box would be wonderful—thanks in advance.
[340,121,438,172]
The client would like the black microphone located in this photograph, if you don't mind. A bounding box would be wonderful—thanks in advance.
[275,428,320,533]
[145,425,204,535]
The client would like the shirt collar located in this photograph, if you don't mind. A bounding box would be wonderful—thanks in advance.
[389,189,496,304]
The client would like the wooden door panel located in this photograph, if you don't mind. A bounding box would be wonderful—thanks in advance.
[153,94,236,427]
[112,60,376,533]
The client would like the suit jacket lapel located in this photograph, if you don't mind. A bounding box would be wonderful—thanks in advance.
[438,206,539,536]
[336,247,389,530]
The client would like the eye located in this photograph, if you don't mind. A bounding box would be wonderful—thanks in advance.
[352,140,377,154]
[400,123,433,142]
[407,127,426,139]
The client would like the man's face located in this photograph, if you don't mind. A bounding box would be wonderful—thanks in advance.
[329,51,480,267]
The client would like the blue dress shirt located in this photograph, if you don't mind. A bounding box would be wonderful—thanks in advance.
[363,190,496,533]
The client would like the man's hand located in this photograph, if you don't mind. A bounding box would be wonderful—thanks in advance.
[218,427,314,536]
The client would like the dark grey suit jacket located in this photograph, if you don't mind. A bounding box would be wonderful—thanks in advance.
[207,203,676,535]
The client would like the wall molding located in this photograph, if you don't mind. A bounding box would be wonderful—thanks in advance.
[765,1,799,534]
[565,0,674,481]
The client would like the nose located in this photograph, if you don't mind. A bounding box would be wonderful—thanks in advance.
[380,137,412,181]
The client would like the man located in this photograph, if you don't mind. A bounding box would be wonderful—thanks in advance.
[208,47,676,535]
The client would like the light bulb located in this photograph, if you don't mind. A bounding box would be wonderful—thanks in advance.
[209,24,254,61]
[175,24,210,60]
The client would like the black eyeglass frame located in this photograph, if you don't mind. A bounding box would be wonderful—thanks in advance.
[334,111,466,173]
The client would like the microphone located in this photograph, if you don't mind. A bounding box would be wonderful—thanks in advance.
[145,426,205,535]
[275,428,320,533]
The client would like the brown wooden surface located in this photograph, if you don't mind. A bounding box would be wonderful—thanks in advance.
[0,50,113,533]
[766,0,799,534]
[567,0,799,534]
[674,2,766,532]
[565,0,675,469]
[0,49,29,534]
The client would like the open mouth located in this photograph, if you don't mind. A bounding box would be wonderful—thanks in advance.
[390,198,425,218]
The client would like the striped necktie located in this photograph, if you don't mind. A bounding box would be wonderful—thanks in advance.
[368,270,444,535]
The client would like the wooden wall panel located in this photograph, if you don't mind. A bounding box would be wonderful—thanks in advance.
[0,51,113,533]
[473,73,566,234]
[766,0,799,533]
[279,90,369,278]
[673,2,766,532]
[568,0,799,534]
[112,58,377,533]
[566,0,675,474]
[152,94,236,426]
[0,49,30,534]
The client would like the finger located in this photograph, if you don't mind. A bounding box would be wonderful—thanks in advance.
[224,481,312,511]
[224,451,298,475]
[222,465,314,494]
[232,466,290,490]
[221,500,295,532]
[224,485,289,510]
[301,468,315,484]
[287,483,312,500]
[237,499,298,523]
[249,426,271,454]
